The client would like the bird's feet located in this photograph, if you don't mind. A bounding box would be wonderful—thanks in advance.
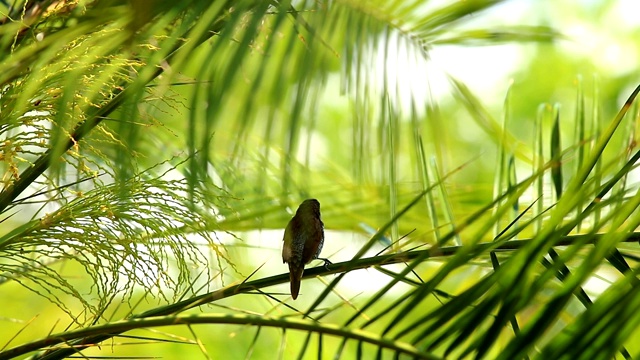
[317,257,332,270]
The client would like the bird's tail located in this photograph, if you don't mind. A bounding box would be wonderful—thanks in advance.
[288,264,304,300]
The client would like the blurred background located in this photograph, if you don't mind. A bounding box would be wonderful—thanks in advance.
[0,0,639,358]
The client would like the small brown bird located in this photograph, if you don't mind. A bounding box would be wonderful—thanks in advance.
[282,199,330,299]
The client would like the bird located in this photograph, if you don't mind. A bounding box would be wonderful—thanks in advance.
[282,199,330,299]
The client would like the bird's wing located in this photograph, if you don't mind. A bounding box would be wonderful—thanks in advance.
[282,219,295,263]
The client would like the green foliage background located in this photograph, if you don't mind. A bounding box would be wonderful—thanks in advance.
[0,0,639,359]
